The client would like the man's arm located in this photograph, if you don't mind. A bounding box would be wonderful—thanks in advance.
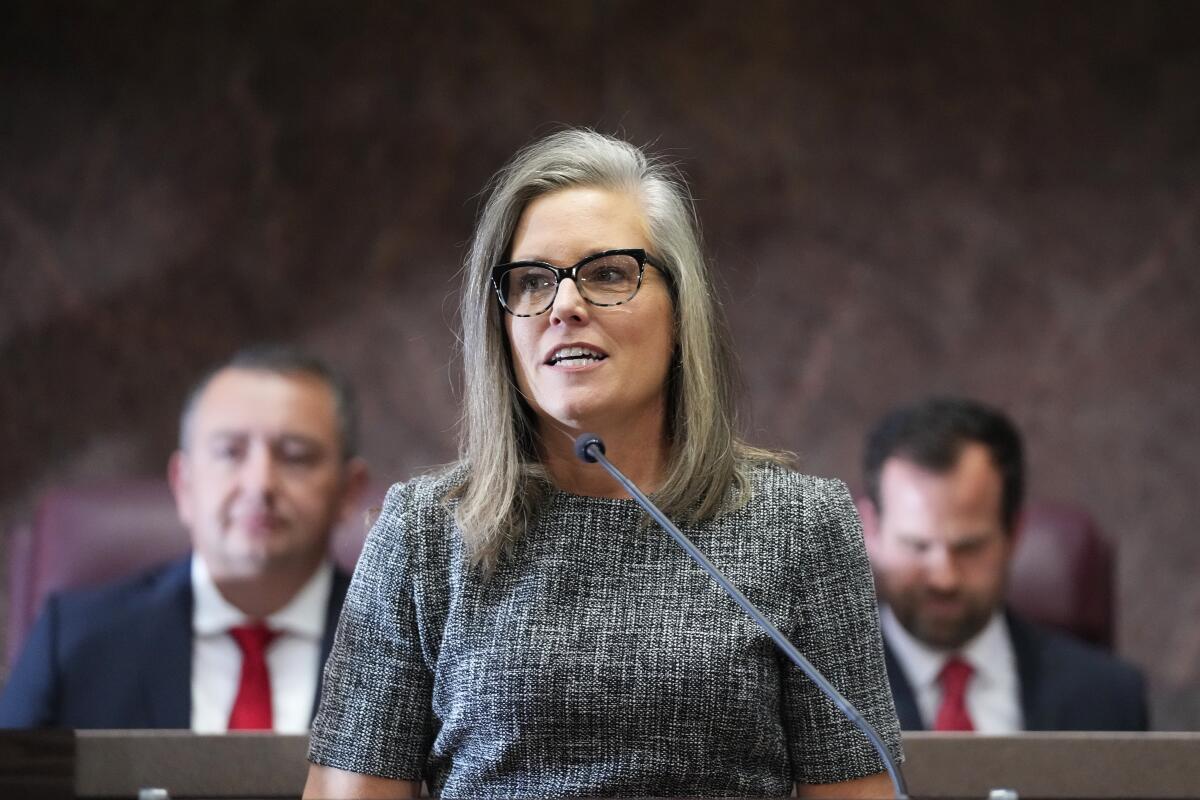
[0,596,61,727]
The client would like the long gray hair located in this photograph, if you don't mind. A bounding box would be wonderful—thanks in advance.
[451,129,784,572]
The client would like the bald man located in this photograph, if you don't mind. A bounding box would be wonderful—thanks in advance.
[0,345,368,731]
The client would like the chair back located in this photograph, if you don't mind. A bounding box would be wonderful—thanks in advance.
[1007,500,1113,648]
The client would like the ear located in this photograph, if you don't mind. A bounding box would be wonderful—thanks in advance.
[856,496,882,564]
[336,457,371,522]
[167,450,194,528]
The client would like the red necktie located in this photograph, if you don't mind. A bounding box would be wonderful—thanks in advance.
[933,655,975,731]
[227,622,279,731]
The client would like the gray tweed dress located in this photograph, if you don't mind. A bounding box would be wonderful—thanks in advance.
[308,461,902,797]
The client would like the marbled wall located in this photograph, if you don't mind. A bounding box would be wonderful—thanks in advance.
[2,1,1198,726]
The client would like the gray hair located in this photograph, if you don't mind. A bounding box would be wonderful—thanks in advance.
[452,129,785,572]
[179,343,360,461]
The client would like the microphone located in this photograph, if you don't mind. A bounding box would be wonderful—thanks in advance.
[573,433,909,799]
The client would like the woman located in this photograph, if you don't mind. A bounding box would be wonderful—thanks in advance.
[304,130,901,799]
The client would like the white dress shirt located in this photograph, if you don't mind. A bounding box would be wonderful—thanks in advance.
[190,556,333,733]
[881,606,1024,733]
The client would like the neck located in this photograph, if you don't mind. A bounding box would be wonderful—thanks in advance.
[537,413,670,498]
[208,556,323,620]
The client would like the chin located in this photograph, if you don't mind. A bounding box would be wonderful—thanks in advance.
[918,616,989,650]
[537,399,606,431]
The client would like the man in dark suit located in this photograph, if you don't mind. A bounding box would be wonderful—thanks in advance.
[858,397,1147,732]
[0,345,369,731]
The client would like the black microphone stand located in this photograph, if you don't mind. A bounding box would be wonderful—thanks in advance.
[574,433,910,800]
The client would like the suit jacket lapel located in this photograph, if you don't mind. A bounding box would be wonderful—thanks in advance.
[311,567,351,720]
[1007,611,1048,730]
[882,636,926,730]
[139,557,194,728]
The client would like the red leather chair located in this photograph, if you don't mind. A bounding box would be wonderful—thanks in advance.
[1007,500,1114,649]
[5,480,383,669]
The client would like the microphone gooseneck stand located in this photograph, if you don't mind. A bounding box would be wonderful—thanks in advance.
[573,433,910,800]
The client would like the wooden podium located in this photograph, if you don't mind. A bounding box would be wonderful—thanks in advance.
[3,730,1199,798]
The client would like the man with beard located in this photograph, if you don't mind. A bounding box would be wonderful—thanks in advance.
[0,345,369,731]
[858,397,1147,732]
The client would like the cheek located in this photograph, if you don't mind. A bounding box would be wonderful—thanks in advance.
[195,472,234,507]
[504,321,538,383]
[638,301,676,375]
[884,558,924,586]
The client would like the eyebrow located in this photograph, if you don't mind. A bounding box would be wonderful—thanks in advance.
[202,430,325,446]
[897,531,996,546]
[505,248,632,265]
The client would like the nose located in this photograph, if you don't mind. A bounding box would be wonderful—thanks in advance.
[239,442,279,500]
[548,277,589,326]
[924,545,962,592]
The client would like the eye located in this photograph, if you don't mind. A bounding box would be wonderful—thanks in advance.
[511,268,555,295]
[582,257,638,285]
[276,438,322,466]
[591,267,622,283]
[951,538,988,558]
[209,437,247,463]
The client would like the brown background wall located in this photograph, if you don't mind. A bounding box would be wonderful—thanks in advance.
[2,1,1198,727]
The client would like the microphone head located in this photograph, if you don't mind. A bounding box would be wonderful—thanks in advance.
[573,433,605,463]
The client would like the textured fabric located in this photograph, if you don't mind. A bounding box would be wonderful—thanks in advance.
[308,462,903,797]
[933,657,974,731]
[227,623,278,730]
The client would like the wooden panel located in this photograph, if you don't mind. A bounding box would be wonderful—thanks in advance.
[0,730,74,800]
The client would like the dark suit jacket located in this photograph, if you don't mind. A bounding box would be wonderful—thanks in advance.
[883,610,1148,731]
[0,556,350,729]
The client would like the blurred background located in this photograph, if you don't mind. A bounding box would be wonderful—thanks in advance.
[1,0,1198,726]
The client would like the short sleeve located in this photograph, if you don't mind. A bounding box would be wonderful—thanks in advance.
[307,480,437,781]
[783,477,904,785]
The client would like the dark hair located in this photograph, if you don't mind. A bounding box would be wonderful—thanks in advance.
[863,396,1025,532]
[179,344,360,460]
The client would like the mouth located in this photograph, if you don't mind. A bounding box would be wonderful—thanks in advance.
[231,512,285,534]
[921,593,965,616]
[545,344,609,366]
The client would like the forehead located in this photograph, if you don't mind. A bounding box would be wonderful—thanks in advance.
[189,368,338,441]
[509,186,650,262]
[878,444,1005,534]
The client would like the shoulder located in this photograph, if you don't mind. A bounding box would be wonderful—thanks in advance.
[357,464,467,577]
[52,557,189,616]
[735,461,864,561]
[1010,613,1145,692]
[41,557,191,636]
[378,463,468,519]
[739,460,857,522]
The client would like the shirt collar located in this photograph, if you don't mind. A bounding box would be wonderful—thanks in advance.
[881,605,1014,691]
[191,555,333,640]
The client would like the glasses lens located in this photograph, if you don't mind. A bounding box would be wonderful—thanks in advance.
[501,266,558,314]
[578,254,641,304]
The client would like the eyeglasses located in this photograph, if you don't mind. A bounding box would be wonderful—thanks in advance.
[491,248,667,317]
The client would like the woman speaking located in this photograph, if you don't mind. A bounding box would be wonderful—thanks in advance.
[304,130,901,798]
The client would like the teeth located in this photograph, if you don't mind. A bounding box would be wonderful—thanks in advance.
[550,346,605,364]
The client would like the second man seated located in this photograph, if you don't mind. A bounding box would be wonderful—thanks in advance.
[0,345,369,731]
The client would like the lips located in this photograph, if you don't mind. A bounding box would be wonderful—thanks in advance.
[231,512,285,534]
[544,343,609,366]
